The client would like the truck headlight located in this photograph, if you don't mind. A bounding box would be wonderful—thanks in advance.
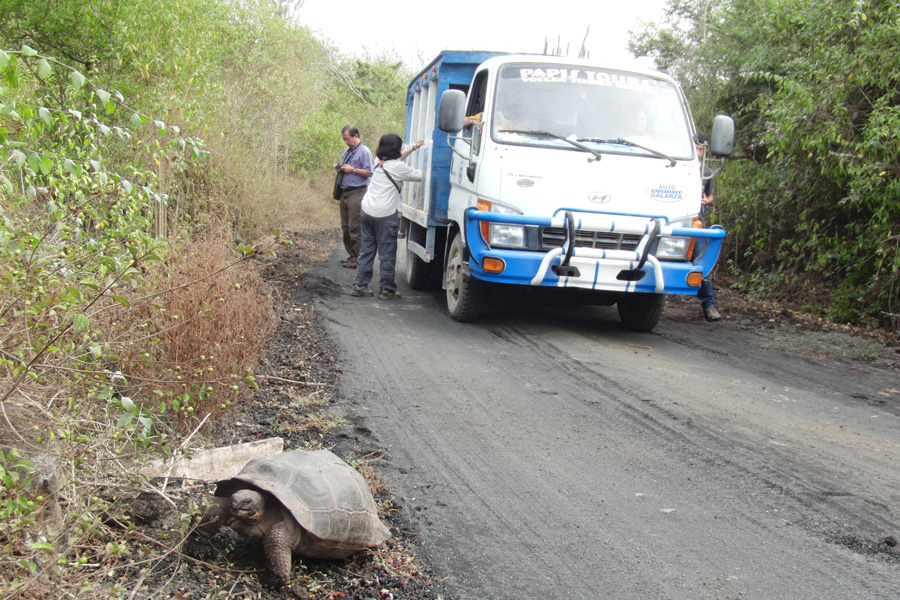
[489,223,526,247]
[477,199,525,248]
[655,220,692,259]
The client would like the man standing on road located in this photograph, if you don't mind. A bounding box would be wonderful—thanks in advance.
[337,125,374,269]
[694,131,721,322]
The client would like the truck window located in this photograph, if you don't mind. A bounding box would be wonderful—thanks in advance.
[491,63,694,159]
[464,70,488,155]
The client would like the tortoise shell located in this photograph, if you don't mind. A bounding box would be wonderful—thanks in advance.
[214,449,390,553]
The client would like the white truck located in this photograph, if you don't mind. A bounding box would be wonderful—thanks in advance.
[400,51,733,331]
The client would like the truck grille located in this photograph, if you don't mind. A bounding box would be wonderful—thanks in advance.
[541,227,642,251]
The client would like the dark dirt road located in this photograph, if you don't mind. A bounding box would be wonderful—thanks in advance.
[289,239,900,600]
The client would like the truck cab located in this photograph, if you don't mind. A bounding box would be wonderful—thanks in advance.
[401,52,733,331]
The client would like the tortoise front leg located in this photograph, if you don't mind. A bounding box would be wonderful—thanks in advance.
[262,521,292,587]
[195,497,231,539]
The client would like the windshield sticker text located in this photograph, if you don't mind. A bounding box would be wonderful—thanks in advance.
[517,68,652,91]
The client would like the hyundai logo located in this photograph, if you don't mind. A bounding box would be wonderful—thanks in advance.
[588,191,611,204]
[516,179,535,188]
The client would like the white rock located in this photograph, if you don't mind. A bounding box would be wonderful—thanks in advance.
[142,437,284,481]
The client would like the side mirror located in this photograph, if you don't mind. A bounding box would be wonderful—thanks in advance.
[709,115,734,157]
[438,90,466,133]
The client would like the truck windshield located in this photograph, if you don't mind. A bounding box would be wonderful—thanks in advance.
[491,63,694,159]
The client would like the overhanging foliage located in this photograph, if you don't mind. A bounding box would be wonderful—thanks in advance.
[631,0,900,329]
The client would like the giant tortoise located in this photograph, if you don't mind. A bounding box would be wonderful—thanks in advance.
[200,449,391,586]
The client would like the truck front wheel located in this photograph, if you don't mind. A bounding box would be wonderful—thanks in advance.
[617,293,666,332]
[445,233,484,322]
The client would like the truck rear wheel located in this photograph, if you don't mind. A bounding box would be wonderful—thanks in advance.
[617,293,666,332]
[404,235,433,291]
[445,233,484,322]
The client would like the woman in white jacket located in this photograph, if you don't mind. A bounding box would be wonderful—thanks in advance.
[351,133,424,299]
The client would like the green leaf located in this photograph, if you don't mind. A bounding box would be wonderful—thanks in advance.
[98,123,111,136]
[36,59,52,79]
[11,149,26,168]
[40,156,52,175]
[38,107,52,125]
[0,50,9,70]
[69,69,85,89]
[21,45,37,57]
[130,112,143,128]
[31,541,54,553]
[106,100,115,115]
[154,119,165,132]
[121,180,133,194]
[72,313,88,333]
[27,152,41,173]
[89,160,101,172]
[120,397,136,414]
[96,89,110,105]
[63,159,78,176]
[111,295,130,309]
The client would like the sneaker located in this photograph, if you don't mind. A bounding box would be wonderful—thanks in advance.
[351,284,373,297]
[703,306,721,322]
[378,289,402,300]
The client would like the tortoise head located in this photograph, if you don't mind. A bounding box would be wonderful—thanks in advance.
[231,489,265,522]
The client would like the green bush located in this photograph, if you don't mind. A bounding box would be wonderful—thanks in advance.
[632,0,900,330]
[0,2,417,592]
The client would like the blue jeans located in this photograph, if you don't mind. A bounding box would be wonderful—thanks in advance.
[694,236,715,309]
[698,276,714,309]
[354,211,399,292]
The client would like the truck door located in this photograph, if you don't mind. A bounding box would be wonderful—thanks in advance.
[454,70,488,190]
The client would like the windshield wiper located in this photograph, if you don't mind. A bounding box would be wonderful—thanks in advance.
[578,137,676,167]
[497,130,604,162]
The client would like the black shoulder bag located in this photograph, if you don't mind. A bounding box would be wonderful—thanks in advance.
[332,170,344,200]
[332,145,358,200]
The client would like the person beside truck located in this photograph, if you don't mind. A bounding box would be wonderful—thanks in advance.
[336,125,374,270]
[351,134,425,299]
[694,131,721,322]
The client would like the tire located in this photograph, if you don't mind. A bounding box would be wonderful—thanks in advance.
[445,233,484,322]
[404,235,433,291]
[617,293,666,332]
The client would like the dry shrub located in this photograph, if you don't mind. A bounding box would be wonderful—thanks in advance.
[142,222,276,432]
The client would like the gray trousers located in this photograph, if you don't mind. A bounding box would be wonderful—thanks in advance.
[354,211,399,292]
